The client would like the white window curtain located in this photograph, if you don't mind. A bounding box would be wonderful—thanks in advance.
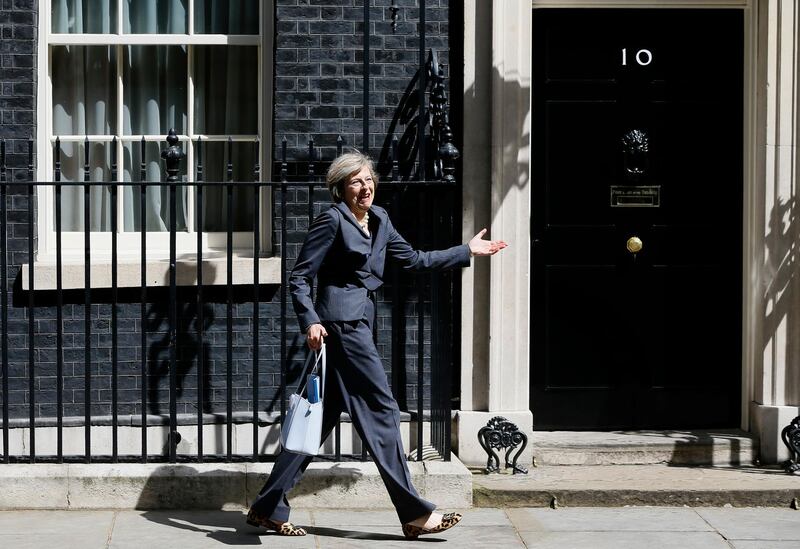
[50,0,258,234]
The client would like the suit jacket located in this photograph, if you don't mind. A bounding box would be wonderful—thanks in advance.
[290,202,471,332]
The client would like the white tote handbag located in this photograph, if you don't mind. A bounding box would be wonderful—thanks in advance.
[280,344,326,456]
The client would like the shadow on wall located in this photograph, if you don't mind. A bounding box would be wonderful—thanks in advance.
[761,196,800,405]
[146,300,215,417]
[665,431,742,466]
[460,62,530,411]
[145,260,218,417]
[133,463,365,510]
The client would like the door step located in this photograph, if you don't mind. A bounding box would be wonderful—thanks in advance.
[531,430,758,466]
[472,464,797,508]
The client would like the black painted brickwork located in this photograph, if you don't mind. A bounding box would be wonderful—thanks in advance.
[0,0,453,428]
[0,0,36,181]
[274,0,450,170]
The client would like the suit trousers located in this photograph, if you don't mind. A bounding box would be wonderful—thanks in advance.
[249,300,436,524]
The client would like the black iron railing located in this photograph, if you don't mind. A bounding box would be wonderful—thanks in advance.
[0,0,459,465]
[0,130,456,464]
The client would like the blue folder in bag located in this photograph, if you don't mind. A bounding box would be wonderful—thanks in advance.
[307,374,320,403]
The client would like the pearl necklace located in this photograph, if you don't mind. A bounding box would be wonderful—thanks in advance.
[357,211,370,235]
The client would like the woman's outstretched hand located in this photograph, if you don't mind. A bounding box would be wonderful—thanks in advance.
[468,228,508,257]
[306,323,328,350]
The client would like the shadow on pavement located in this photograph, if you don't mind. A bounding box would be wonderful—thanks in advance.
[305,525,445,542]
[137,510,450,544]
[140,510,262,545]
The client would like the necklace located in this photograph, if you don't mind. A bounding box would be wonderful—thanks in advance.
[358,211,370,235]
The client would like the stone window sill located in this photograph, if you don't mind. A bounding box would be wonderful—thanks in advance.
[21,253,282,290]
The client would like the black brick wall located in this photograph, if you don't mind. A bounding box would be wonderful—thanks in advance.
[0,0,36,180]
[0,0,456,432]
[273,0,451,172]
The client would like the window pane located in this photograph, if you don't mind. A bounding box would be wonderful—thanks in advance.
[53,141,113,232]
[123,0,188,34]
[193,46,258,135]
[123,46,187,136]
[52,46,117,136]
[198,141,255,232]
[195,0,259,34]
[122,141,188,232]
[52,0,116,33]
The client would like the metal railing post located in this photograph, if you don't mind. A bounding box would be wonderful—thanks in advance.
[0,139,8,463]
[110,138,119,462]
[55,138,63,462]
[252,138,261,462]
[226,137,234,461]
[196,136,205,462]
[83,137,92,463]
[161,129,185,463]
[26,141,36,463]
[280,138,288,425]
[140,137,148,463]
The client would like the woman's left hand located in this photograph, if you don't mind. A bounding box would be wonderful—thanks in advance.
[468,228,508,256]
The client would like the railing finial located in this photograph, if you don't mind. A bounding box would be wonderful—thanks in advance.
[161,129,185,184]
[427,49,460,182]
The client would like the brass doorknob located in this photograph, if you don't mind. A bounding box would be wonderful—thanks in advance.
[626,236,643,254]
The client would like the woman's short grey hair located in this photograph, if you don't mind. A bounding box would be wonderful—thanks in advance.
[326,152,378,203]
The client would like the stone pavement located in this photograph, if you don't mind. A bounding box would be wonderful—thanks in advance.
[1,506,800,548]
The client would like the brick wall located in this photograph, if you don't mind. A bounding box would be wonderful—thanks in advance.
[0,0,40,417]
[0,0,456,433]
[0,1,36,166]
[273,0,450,171]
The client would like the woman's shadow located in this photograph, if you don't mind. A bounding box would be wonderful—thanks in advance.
[138,509,435,544]
[146,293,214,418]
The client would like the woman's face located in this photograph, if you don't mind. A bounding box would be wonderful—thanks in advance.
[343,165,375,213]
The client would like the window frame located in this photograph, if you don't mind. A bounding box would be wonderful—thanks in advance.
[35,0,274,260]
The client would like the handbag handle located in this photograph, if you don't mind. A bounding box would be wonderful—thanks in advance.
[295,343,326,399]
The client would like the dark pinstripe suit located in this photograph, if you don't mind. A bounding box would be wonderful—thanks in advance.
[249,201,471,524]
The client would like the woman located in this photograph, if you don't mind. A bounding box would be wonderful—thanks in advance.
[246,152,507,539]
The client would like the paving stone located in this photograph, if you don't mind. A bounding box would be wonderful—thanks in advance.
[505,507,714,532]
[0,534,113,549]
[729,542,800,549]
[0,510,113,549]
[0,509,114,535]
[518,531,731,549]
[696,508,800,541]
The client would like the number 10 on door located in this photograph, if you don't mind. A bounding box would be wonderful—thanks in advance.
[622,48,653,66]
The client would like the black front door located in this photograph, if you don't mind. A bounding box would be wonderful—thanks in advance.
[531,9,743,430]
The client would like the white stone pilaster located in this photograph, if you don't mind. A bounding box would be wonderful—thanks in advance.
[751,0,800,463]
[456,0,532,467]
[488,0,531,413]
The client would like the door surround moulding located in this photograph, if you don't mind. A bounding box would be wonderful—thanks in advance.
[461,0,757,432]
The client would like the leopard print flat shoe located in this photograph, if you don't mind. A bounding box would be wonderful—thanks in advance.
[401,512,462,539]
[246,509,307,536]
